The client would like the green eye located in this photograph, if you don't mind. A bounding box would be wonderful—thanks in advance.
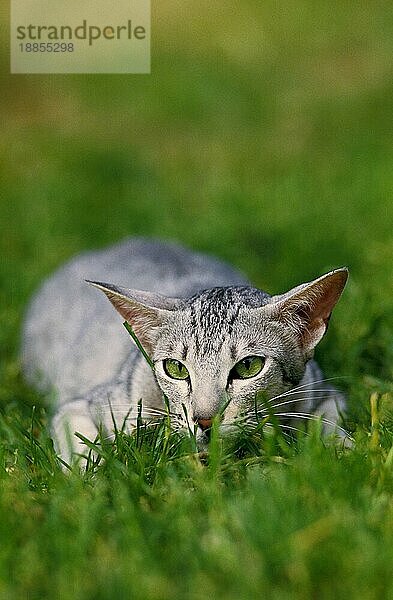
[232,356,264,379]
[163,359,190,380]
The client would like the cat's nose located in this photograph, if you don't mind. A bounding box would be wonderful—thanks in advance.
[197,418,213,431]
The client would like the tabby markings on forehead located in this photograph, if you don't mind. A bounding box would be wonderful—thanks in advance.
[185,286,270,356]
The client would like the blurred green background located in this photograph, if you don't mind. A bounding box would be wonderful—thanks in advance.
[1,1,392,412]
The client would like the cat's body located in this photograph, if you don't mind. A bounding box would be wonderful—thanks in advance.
[21,238,348,463]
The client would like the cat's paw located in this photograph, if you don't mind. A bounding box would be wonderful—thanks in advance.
[52,400,99,470]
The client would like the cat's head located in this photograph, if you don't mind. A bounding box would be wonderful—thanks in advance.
[88,269,348,438]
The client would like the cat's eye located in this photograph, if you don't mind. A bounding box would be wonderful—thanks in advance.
[163,359,190,380]
[231,356,264,379]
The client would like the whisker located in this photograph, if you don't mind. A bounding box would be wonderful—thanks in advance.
[97,403,168,414]
[273,389,343,397]
[101,433,116,442]
[274,410,340,425]
[239,418,306,441]
[267,376,347,404]
[247,404,352,441]
[97,407,171,419]
[268,394,332,411]
[273,411,352,439]
[234,413,269,426]
[279,424,311,437]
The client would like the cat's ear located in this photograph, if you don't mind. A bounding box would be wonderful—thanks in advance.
[267,268,348,356]
[86,281,181,354]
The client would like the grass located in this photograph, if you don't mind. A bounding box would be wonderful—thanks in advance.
[1,0,393,597]
[1,403,393,599]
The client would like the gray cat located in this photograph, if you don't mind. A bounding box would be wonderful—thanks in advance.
[21,238,349,464]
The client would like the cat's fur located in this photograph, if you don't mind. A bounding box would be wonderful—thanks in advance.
[21,238,349,463]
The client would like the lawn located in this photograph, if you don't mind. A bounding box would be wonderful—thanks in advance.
[1,1,393,598]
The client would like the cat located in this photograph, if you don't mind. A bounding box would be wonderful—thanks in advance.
[21,237,349,464]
